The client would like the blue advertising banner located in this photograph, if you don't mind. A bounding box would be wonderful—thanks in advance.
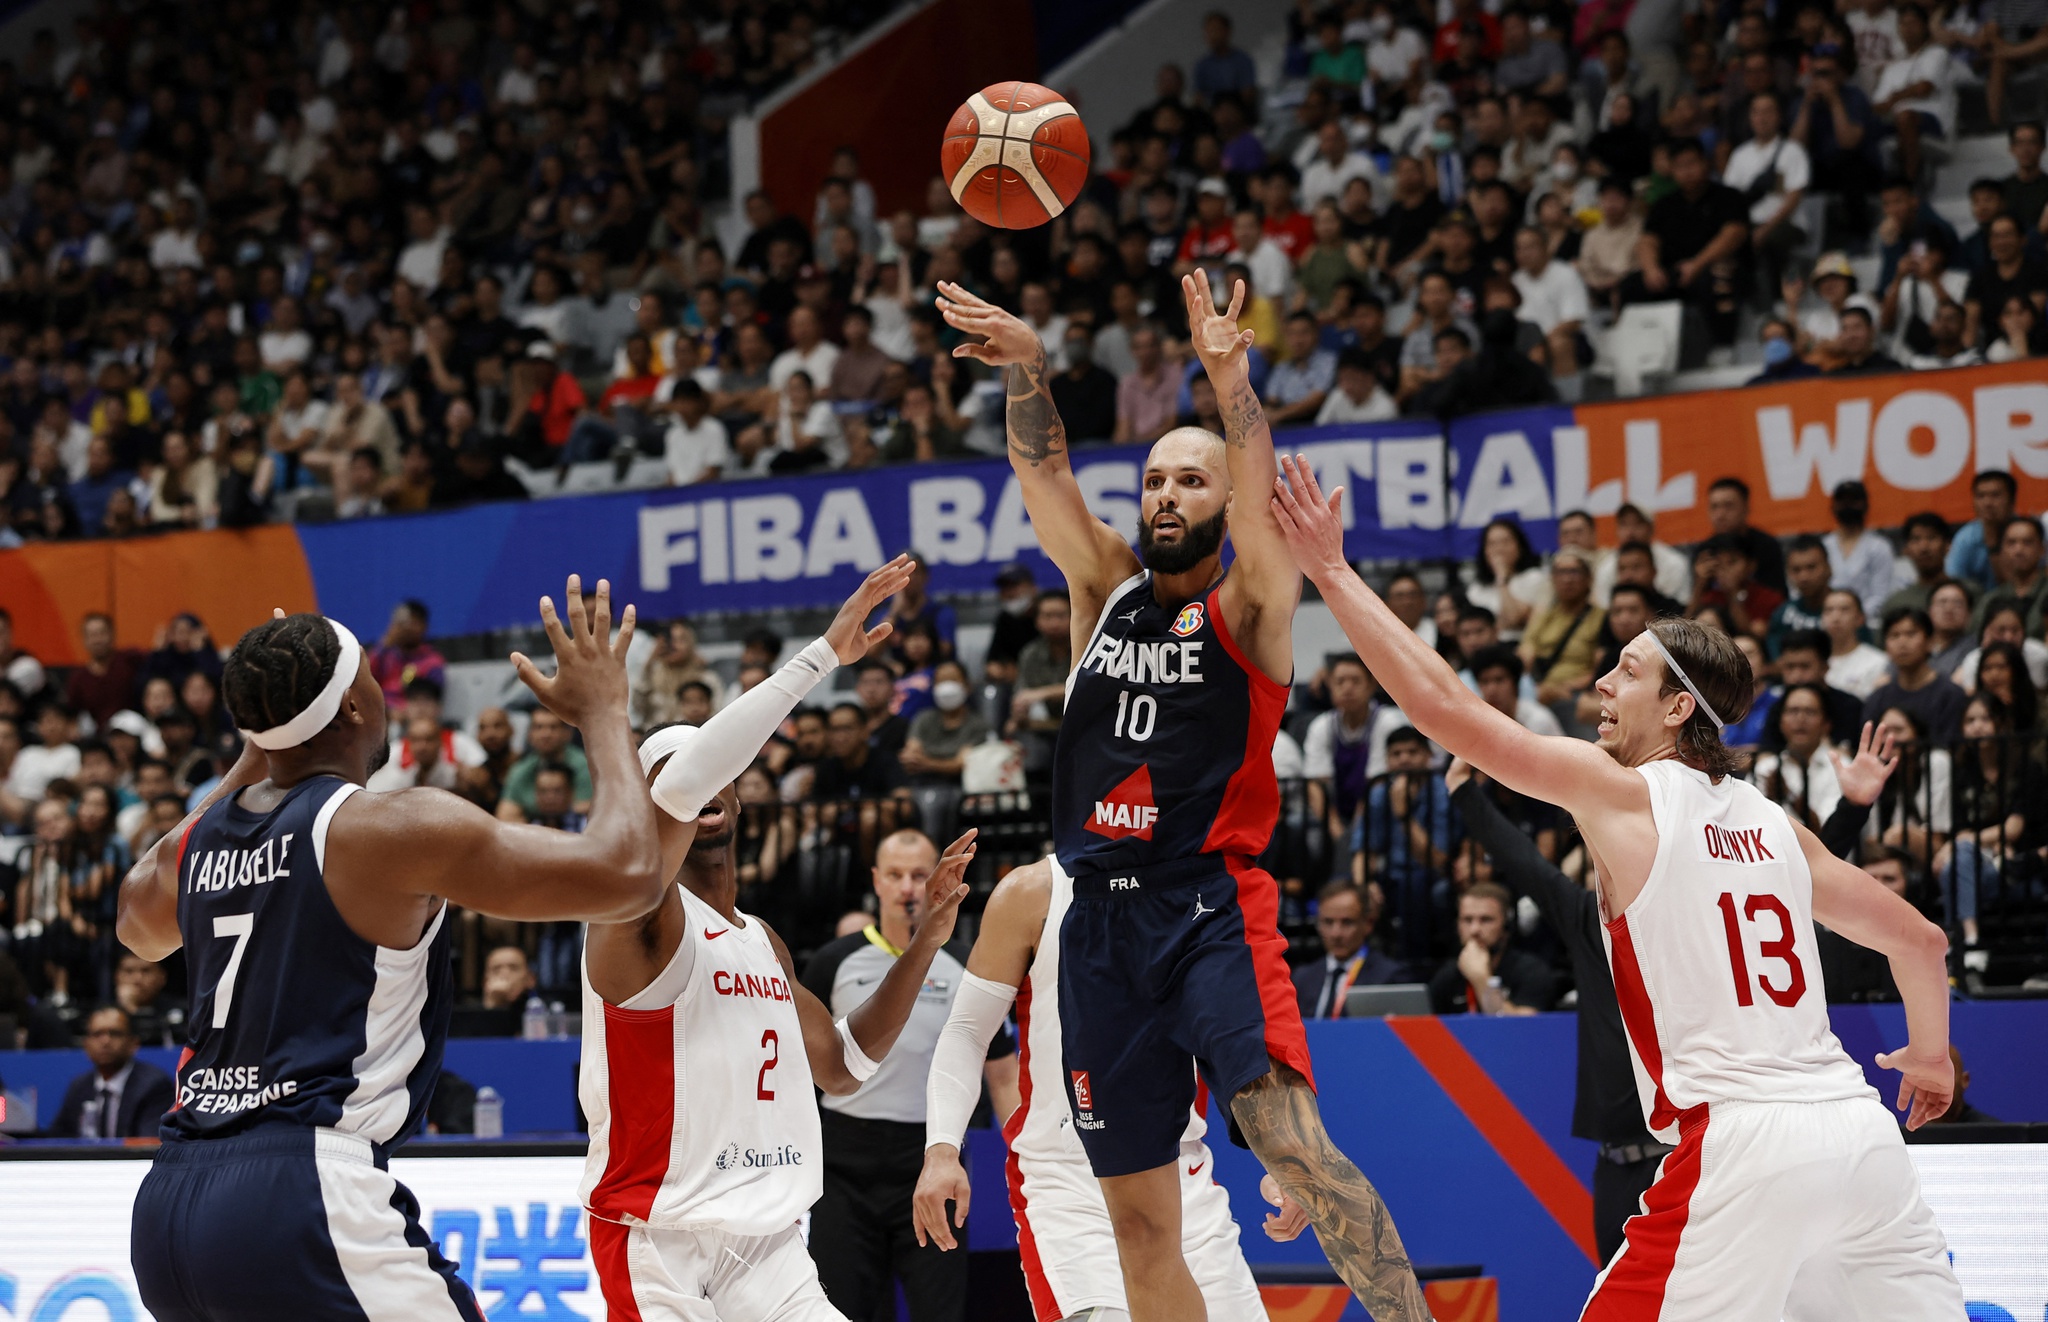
[295,420,1449,639]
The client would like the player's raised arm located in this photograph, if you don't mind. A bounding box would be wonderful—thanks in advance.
[786,830,977,1096]
[1269,456,1641,821]
[914,859,1048,1251]
[1184,271,1298,614]
[1795,821,1954,1128]
[334,576,665,923]
[937,281,1136,598]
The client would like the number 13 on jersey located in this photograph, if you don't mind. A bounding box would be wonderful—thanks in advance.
[1716,892,1808,1008]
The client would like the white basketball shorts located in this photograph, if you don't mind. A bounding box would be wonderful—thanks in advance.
[1579,1094,1964,1321]
[1009,1138,1265,1322]
[589,1217,847,1322]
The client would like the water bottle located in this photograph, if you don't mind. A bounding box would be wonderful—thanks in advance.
[547,1000,568,1040]
[473,1086,503,1140]
[522,994,548,1041]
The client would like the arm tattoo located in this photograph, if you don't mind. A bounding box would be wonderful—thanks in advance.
[1220,375,1265,451]
[1231,1069,1432,1322]
[1006,351,1068,468]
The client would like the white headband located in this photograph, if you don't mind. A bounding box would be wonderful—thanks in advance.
[240,620,363,750]
[1645,628,1725,730]
[638,723,700,778]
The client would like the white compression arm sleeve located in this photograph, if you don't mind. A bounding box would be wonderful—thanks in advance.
[649,637,837,822]
[925,972,1018,1151]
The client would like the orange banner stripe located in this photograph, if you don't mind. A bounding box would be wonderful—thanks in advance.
[1387,1016,1600,1264]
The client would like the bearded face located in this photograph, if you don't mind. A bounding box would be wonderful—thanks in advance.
[1138,505,1227,575]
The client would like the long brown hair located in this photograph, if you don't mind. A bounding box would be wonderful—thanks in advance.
[1649,618,1752,780]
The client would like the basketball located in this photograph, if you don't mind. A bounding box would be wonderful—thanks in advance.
[941,81,1091,230]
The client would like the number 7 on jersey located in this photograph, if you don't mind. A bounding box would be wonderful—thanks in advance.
[211,913,255,1028]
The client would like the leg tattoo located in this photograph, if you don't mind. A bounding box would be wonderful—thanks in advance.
[1232,1066,1431,1322]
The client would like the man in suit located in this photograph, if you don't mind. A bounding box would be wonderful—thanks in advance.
[50,1005,173,1139]
[1292,882,1404,1019]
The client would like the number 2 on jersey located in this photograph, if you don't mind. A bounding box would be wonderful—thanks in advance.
[757,1029,779,1100]
[1716,892,1807,1008]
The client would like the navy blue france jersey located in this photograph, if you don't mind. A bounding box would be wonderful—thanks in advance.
[163,777,453,1148]
[1051,570,1289,877]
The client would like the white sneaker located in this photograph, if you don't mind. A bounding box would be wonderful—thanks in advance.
[1963,948,1990,973]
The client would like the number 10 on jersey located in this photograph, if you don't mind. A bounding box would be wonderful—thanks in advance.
[1113,691,1156,742]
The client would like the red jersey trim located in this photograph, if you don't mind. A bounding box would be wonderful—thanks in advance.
[1001,976,1061,1322]
[586,1001,677,1225]
[1203,585,1288,856]
[1607,914,1679,1135]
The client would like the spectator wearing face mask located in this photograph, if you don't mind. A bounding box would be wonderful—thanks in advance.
[899,661,990,787]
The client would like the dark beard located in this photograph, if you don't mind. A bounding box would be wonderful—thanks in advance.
[689,822,736,854]
[1137,507,1227,575]
[365,736,391,777]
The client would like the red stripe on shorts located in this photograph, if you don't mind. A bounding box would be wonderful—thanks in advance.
[1227,856,1316,1091]
[588,1217,644,1322]
[1579,1105,1709,1321]
[1002,976,1061,1322]
[587,1002,676,1224]
[1606,913,1679,1134]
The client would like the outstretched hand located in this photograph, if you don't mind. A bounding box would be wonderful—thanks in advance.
[1269,454,1352,585]
[913,828,979,950]
[1829,721,1899,807]
[511,575,636,729]
[1876,1045,1954,1130]
[935,281,1044,368]
[1183,269,1256,373]
[825,554,919,664]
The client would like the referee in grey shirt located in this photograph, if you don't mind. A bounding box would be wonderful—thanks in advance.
[803,829,1021,1322]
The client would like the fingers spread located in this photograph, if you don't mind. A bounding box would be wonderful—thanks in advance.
[1225,278,1245,322]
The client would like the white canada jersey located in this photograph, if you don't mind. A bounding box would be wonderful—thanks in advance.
[1603,761,1874,1143]
[578,886,821,1235]
[1010,857,1208,1165]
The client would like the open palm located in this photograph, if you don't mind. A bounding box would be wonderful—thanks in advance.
[1830,721,1899,807]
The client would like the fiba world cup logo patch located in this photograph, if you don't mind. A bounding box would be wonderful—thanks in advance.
[1170,603,1204,637]
[716,1142,742,1171]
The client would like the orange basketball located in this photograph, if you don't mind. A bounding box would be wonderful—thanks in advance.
[940,81,1091,230]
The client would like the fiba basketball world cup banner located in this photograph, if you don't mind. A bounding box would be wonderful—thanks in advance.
[2,361,2045,663]
[1443,357,2048,557]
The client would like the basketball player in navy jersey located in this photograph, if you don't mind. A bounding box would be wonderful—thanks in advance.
[936,274,1429,1322]
[116,579,666,1321]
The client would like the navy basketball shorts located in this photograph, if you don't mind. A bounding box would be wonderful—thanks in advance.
[1056,853,1315,1178]
[132,1126,483,1322]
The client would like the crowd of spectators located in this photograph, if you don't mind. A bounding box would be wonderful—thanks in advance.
[0,0,2045,1149]
[4,0,2048,547]
[1,464,2044,1072]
